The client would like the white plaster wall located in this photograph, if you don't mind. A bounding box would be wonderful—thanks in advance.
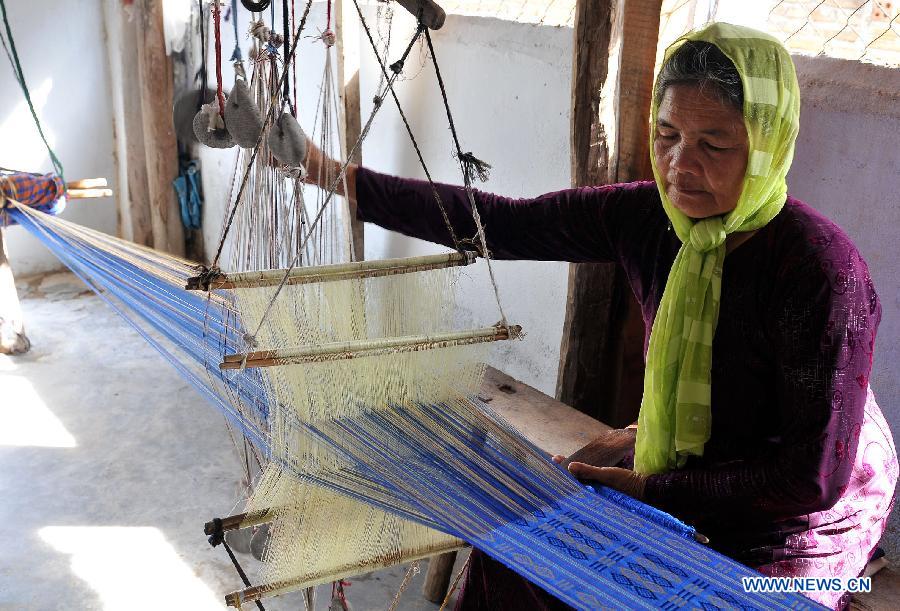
[1,0,117,276]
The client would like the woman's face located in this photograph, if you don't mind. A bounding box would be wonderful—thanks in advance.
[653,83,749,219]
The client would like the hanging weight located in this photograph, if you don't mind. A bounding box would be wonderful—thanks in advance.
[240,0,271,11]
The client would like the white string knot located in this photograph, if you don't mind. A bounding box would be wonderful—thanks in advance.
[201,102,225,131]
[279,164,307,181]
[249,20,283,46]
[242,333,258,349]
[321,30,336,47]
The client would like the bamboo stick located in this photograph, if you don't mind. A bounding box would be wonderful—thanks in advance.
[220,325,523,370]
[66,178,108,190]
[224,541,466,607]
[66,188,114,199]
[186,251,476,291]
[203,509,275,536]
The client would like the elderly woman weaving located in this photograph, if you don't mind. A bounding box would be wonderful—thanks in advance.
[305,23,896,610]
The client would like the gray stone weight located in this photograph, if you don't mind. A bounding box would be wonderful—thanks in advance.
[225,79,264,148]
[249,522,270,561]
[267,112,308,167]
[193,103,236,149]
[173,87,216,143]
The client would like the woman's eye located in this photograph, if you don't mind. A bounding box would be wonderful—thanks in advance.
[704,142,729,152]
[657,131,677,141]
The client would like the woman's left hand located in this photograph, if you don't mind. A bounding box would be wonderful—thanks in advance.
[551,455,648,501]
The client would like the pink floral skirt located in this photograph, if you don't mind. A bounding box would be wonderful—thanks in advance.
[756,387,898,610]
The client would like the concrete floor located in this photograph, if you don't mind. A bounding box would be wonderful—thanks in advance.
[0,272,466,611]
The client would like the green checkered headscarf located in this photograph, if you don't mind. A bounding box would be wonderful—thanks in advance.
[634,23,801,475]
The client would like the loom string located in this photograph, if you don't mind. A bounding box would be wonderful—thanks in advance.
[243,2,490,341]
[281,0,291,114]
[423,27,507,327]
[6,205,270,450]
[291,0,297,114]
[212,0,227,117]
[211,0,314,269]
[229,0,242,62]
[0,0,65,182]
[351,0,460,251]
[197,0,209,111]
[241,26,425,348]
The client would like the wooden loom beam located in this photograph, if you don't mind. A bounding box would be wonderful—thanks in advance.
[220,324,522,369]
[121,0,185,258]
[186,250,476,290]
[556,0,662,427]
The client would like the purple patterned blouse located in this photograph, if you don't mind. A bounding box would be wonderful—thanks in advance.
[355,167,883,566]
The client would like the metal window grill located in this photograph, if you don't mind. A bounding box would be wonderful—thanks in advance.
[430,1,899,66]
[769,0,899,65]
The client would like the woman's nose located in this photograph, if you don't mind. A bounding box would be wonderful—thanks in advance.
[670,142,702,175]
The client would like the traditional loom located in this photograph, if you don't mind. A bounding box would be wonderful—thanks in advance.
[2,1,827,609]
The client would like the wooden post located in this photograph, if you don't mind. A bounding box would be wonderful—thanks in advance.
[105,0,154,248]
[336,0,364,260]
[556,0,662,427]
[0,226,30,354]
[422,551,457,603]
[133,0,185,257]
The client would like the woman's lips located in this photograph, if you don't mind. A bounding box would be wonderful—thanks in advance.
[674,186,707,195]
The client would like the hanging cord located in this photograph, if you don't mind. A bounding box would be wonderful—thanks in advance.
[229,0,242,62]
[281,0,290,110]
[212,0,227,117]
[211,0,314,268]
[207,519,266,611]
[197,0,209,110]
[423,27,507,326]
[241,26,424,346]
[352,0,460,250]
[386,561,420,611]
[291,0,297,114]
[0,0,65,183]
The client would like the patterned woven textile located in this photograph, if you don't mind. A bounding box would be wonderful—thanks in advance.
[0,172,66,226]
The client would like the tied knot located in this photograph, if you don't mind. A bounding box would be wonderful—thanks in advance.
[688,217,726,252]
[202,103,225,131]
[278,164,307,181]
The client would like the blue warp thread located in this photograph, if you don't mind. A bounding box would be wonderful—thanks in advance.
[10,206,828,611]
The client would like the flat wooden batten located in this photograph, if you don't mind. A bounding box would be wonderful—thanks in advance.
[186,250,476,291]
[224,540,466,607]
[66,188,114,199]
[220,324,523,370]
